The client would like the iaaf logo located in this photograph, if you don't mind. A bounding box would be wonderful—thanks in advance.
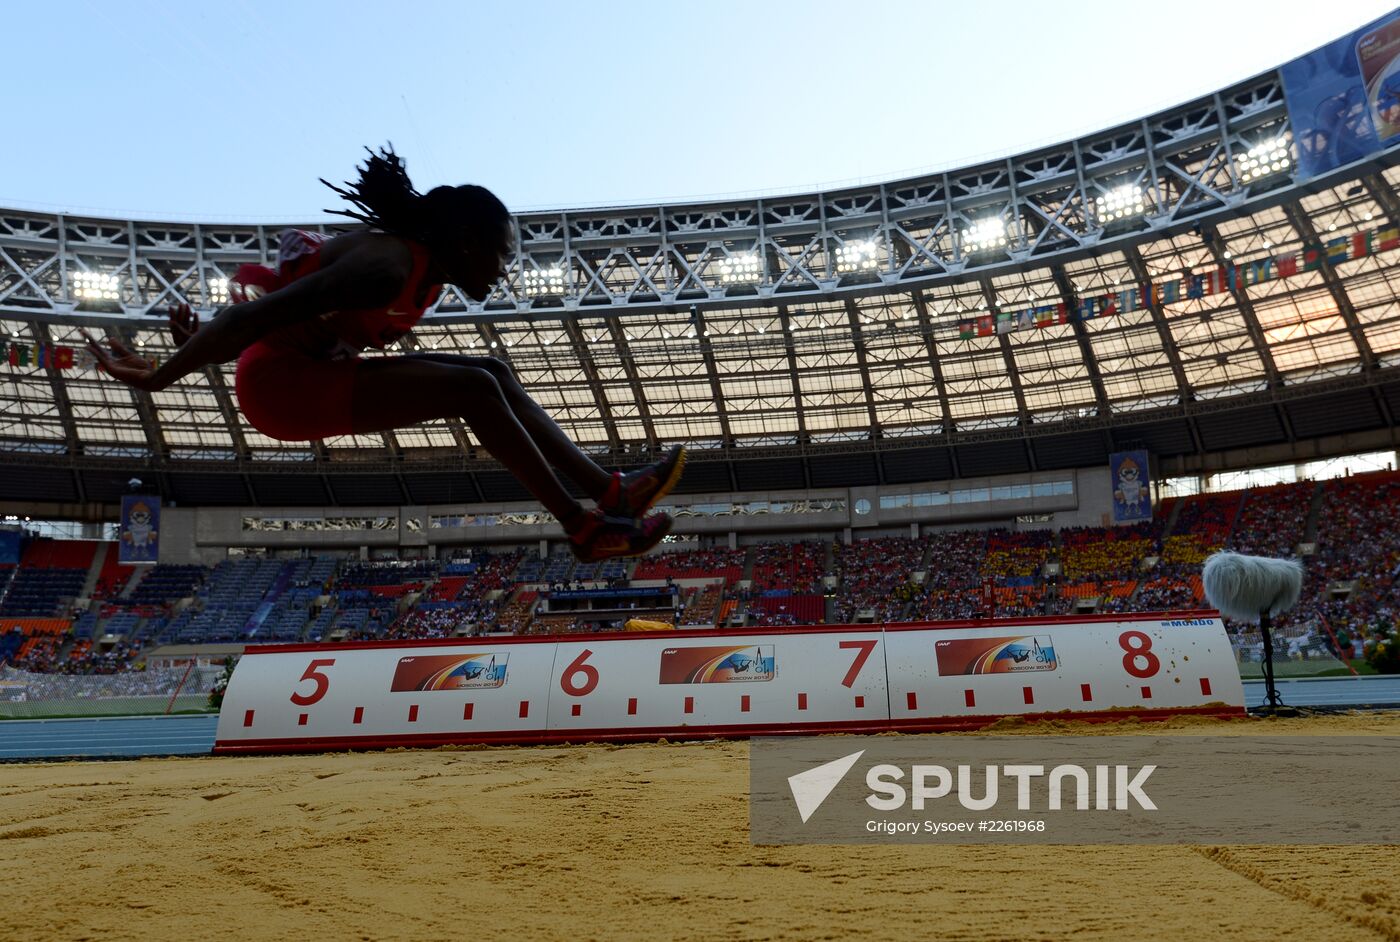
[786,751,1156,823]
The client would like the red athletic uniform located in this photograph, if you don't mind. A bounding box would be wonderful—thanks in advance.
[231,230,442,441]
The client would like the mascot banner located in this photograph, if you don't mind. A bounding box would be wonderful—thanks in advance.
[119,495,160,564]
[1109,451,1151,525]
[1280,8,1400,180]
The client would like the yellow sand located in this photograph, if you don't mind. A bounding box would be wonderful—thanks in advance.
[3,712,1398,942]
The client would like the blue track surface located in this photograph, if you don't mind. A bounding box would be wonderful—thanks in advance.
[0,715,219,760]
[3,677,1398,760]
[1244,674,1400,709]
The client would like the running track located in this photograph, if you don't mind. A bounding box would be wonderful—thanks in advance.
[3,677,1398,760]
[0,715,219,760]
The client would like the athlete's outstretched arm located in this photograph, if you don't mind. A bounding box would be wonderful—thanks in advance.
[84,236,412,392]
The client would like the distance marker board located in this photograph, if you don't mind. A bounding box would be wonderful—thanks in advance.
[213,612,1243,754]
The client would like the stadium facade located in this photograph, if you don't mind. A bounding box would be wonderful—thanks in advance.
[2,43,1399,556]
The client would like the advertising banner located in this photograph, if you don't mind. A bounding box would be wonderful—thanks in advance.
[1281,9,1400,179]
[1108,450,1151,524]
[118,495,160,564]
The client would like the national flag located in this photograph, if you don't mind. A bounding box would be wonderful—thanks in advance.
[976,314,995,337]
[1117,287,1139,313]
[1326,236,1349,263]
[1076,298,1098,321]
[958,321,975,340]
[1352,231,1373,259]
[1246,258,1273,287]
[9,344,30,367]
[995,311,1015,334]
[1275,253,1299,278]
[1186,275,1205,299]
[1377,226,1400,252]
[54,346,74,369]
[1099,295,1118,318]
[1302,243,1324,272]
[1159,279,1181,305]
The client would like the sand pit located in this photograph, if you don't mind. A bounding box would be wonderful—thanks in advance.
[4,711,1399,941]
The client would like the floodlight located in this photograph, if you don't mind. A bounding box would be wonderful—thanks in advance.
[1235,139,1290,182]
[1093,184,1148,223]
[961,218,1008,254]
[834,239,880,273]
[521,265,567,298]
[72,271,120,301]
[717,252,761,284]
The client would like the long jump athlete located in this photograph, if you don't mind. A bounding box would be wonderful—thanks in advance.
[85,147,685,562]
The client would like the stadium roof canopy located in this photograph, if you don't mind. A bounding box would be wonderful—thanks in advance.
[2,61,1400,508]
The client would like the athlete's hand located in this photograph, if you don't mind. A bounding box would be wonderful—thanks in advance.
[168,302,199,347]
[80,330,163,392]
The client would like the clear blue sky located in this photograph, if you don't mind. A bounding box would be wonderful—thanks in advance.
[3,0,1395,221]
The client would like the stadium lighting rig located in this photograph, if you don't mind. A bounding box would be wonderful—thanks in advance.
[207,276,230,305]
[71,271,120,301]
[521,265,567,298]
[834,239,880,273]
[961,217,1009,254]
[716,252,760,284]
[1094,184,1147,224]
[1234,138,1291,183]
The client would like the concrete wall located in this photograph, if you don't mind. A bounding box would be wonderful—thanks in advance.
[153,463,1137,563]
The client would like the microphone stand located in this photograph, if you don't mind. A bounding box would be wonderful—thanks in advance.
[1255,608,1298,716]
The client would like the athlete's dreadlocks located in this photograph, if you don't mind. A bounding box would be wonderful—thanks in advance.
[321,145,511,258]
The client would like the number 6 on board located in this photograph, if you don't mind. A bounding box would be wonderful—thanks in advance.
[560,649,600,696]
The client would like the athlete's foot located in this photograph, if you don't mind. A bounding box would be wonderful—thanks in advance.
[567,509,673,563]
[598,445,687,520]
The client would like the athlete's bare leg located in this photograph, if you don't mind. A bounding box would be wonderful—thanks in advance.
[349,357,583,523]
[402,353,612,497]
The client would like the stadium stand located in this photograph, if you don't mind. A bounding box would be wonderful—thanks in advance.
[981,528,1054,585]
[492,591,539,635]
[89,544,135,600]
[126,565,207,606]
[750,541,825,594]
[682,583,724,627]
[1229,482,1315,558]
[634,547,745,583]
[747,594,824,626]
[2,468,1399,678]
[833,537,924,622]
[923,530,986,589]
[0,568,87,617]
